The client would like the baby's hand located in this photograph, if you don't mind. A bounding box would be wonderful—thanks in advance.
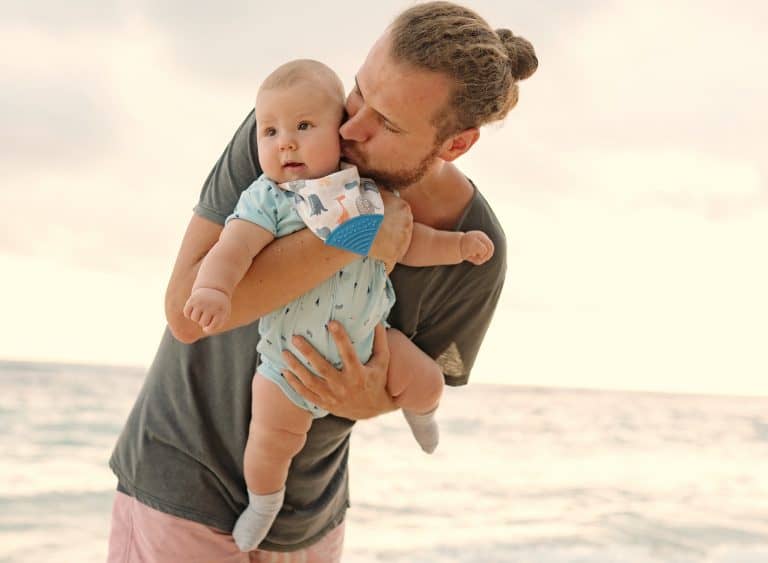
[460,231,494,265]
[183,287,231,333]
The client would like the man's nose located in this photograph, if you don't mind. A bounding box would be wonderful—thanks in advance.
[340,106,374,142]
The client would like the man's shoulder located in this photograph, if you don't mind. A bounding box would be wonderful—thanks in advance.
[458,184,506,259]
[195,110,263,222]
[460,182,503,225]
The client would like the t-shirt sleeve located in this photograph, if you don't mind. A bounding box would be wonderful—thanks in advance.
[227,178,282,236]
[414,239,507,387]
[194,110,263,225]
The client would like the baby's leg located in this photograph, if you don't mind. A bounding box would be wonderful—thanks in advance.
[386,328,444,453]
[233,374,313,552]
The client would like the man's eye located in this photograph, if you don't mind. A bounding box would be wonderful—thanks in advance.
[297,121,311,131]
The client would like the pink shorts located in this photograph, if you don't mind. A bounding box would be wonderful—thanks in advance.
[107,492,345,563]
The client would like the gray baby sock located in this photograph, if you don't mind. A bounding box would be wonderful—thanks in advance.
[232,487,285,552]
[403,408,439,454]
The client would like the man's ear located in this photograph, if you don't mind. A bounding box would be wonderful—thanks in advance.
[437,128,480,162]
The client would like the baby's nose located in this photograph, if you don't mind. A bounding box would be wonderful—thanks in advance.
[279,136,297,151]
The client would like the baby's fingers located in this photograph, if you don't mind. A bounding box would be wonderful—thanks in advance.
[467,254,485,265]
[199,311,215,331]
[183,300,194,320]
[483,239,494,257]
[469,245,493,265]
[186,304,203,324]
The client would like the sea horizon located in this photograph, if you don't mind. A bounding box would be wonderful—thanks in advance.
[2,357,765,401]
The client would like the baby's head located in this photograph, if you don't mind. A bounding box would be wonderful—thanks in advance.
[255,59,345,183]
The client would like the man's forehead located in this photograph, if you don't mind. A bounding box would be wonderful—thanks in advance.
[356,39,451,132]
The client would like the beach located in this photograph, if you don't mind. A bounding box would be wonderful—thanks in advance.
[2,360,767,562]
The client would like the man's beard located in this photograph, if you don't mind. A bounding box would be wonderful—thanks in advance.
[342,142,440,191]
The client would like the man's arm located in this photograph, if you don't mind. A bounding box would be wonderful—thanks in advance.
[166,216,350,343]
[166,191,413,343]
[409,248,506,387]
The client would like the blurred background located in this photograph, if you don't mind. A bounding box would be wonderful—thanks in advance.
[2,1,767,561]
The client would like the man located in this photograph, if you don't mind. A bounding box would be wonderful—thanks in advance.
[108,2,537,561]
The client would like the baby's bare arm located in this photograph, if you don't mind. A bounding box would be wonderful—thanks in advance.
[183,220,274,332]
[193,220,274,295]
[399,223,463,266]
[399,223,494,267]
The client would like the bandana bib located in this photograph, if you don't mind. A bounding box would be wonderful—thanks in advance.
[280,165,384,255]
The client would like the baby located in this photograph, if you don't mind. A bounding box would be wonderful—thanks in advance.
[183,59,494,551]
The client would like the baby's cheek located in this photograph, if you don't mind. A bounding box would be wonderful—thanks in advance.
[260,154,283,180]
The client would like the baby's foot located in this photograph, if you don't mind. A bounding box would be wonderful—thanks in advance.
[232,488,284,552]
[403,408,439,454]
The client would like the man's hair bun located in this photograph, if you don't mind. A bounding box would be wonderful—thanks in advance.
[496,28,538,81]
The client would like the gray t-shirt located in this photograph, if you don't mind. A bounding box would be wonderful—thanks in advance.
[109,110,507,551]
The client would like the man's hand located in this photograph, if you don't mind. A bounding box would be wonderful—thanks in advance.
[282,322,397,420]
[369,190,413,269]
[183,287,231,333]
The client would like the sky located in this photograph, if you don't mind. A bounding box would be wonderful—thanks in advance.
[2,0,767,396]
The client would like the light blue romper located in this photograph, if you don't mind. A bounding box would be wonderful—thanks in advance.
[227,174,395,418]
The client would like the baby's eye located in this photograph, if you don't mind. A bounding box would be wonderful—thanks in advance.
[264,127,277,137]
[297,121,312,131]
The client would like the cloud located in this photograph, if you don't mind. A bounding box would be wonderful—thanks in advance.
[3,0,124,32]
[2,0,766,275]
[459,130,767,220]
[134,0,410,89]
[0,73,117,167]
[0,25,122,169]
[523,1,768,158]
[563,148,765,203]
[458,1,768,217]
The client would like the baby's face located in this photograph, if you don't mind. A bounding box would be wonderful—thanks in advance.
[255,83,342,183]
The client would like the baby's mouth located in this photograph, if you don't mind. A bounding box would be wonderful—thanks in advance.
[283,161,305,168]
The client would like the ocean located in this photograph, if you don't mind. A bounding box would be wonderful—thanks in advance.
[1,360,767,562]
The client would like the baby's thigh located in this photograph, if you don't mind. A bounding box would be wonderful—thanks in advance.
[386,328,438,396]
[250,374,312,435]
[385,328,445,408]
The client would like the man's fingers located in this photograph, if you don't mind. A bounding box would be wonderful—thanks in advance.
[370,191,413,264]
[327,321,362,371]
[282,350,327,399]
[282,369,323,403]
[291,335,336,375]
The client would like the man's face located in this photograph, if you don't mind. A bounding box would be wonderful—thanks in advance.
[340,34,453,190]
[256,82,342,183]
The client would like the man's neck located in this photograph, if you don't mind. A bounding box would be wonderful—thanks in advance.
[400,161,475,230]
